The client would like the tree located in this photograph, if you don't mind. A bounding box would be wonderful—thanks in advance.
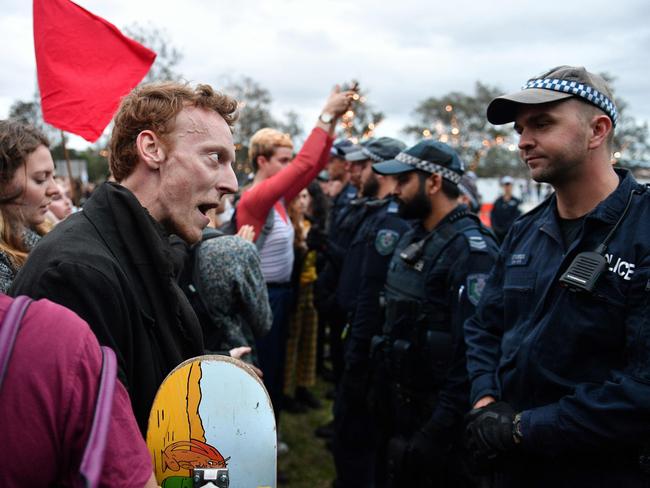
[9,93,59,142]
[123,23,183,83]
[337,81,384,142]
[277,110,304,142]
[600,74,650,164]
[221,76,305,178]
[8,99,40,127]
[403,82,519,173]
[224,76,277,149]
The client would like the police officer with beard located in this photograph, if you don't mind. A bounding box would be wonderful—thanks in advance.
[312,138,403,443]
[369,140,498,487]
[314,139,360,389]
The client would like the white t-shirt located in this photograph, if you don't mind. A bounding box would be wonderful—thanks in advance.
[258,206,295,284]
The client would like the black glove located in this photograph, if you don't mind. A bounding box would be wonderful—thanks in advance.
[386,436,410,487]
[407,424,449,471]
[464,402,518,468]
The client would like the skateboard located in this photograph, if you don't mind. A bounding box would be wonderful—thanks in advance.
[146,355,276,488]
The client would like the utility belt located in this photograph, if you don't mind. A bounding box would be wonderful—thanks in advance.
[370,327,453,388]
[640,444,650,475]
[367,344,436,438]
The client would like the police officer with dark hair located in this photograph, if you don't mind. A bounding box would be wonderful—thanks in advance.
[369,140,498,487]
[331,137,409,488]
[313,138,403,443]
[314,139,359,386]
[464,66,650,487]
[328,139,360,223]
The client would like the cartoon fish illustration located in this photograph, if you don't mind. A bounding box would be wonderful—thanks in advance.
[162,439,230,472]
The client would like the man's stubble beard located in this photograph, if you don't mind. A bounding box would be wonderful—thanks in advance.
[525,125,590,186]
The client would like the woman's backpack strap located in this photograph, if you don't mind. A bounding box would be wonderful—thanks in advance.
[0,295,33,389]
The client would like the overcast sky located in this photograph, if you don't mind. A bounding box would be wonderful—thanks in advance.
[1,0,649,150]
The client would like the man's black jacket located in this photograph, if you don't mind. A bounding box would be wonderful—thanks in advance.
[10,182,204,433]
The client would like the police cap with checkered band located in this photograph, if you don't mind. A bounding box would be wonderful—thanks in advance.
[371,140,465,185]
[345,137,406,163]
[487,65,618,127]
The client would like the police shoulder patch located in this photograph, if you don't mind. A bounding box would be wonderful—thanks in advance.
[466,273,489,306]
[375,229,400,256]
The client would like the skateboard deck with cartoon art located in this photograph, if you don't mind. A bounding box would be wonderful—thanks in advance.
[146,355,276,488]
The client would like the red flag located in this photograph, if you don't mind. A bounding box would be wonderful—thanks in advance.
[33,0,156,142]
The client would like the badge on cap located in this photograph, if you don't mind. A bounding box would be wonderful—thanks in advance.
[375,229,400,256]
[466,273,489,306]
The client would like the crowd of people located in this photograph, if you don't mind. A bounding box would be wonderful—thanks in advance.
[1,64,649,488]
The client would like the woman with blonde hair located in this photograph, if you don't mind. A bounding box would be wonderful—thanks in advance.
[0,120,58,292]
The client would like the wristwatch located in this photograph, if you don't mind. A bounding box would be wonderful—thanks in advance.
[512,412,523,444]
[318,112,335,124]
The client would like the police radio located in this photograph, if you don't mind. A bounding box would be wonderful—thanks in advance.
[400,209,472,265]
[559,187,644,293]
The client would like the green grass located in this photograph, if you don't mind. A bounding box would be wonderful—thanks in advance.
[278,378,336,487]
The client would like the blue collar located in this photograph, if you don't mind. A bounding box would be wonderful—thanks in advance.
[538,168,639,244]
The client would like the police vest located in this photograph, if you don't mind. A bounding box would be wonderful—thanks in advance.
[337,198,404,314]
[337,197,370,245]
[381,210,495,389]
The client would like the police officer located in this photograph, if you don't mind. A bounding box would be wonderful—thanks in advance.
[464,66,650,487]
[314,138,403,442]
[336,137,407,314]
[490,175,521,243]
[328,139,360,227]
[314,139,359,385]
[331,137,410,488]
[368,140,498,487]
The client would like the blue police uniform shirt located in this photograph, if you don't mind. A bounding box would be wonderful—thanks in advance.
[317,193,368,304]
[336,197,410,363]
[491,195,522,239]
[465,169,650,463]
[325,196,371,272]
[330,182,359,236]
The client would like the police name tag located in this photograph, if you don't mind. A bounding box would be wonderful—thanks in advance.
[375,229,400,256]
[508,253,530,266]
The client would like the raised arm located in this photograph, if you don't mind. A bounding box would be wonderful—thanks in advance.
[238,86,355,231]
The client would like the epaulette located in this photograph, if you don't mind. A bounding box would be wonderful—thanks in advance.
[350,197,368,206]
[365,197,391,208]
[346,187,358,199]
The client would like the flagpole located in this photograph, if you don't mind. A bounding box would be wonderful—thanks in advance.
[60,130,77,204]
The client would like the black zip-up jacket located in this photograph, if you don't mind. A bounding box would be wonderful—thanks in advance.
[10,182,204,434]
